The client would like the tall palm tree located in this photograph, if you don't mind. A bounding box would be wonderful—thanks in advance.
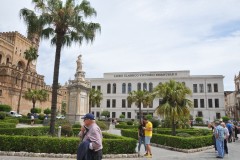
[24,88,48,109]
[31,0,101,135]
[127,90,153,123]
[154,80,193,136]
[19,8,46,48]
[89,88,103,113]
[17,47,38,114]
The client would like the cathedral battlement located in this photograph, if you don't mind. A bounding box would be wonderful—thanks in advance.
[0,31,32,45]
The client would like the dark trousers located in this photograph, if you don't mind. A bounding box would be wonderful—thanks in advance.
[92,149,102,160]
[213,135,217,151]
[228,132,232,142]
[224,139,228,154]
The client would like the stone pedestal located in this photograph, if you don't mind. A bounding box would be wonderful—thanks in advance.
[66,55,90,124]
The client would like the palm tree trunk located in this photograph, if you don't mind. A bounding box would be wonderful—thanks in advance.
[50,33,64,135]
[17,61,30,114]
[89,101,92,113]
[139,102,142,123]
[32,100,36,109]
[172,116,176,136]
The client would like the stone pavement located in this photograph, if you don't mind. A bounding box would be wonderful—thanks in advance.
[0,124,239,160]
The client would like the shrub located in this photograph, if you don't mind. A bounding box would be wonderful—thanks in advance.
[145,114,153,120]
[0,122,16,128]
[30,108,41,114]
[0,127,49,136]
[0,112,6,120]
[0,132,137,154]
[121,129,213,149]
[126,121,133,125]
[38,114,45,120]
[3,118,19,124]
[221,116,230,123]
[72,123,81,128]
[119,114,125,119]
[176,132,192,137]
[43,108,51,115]
[195,117,203,124]
[96,120,108,130]
[115,124,138,129]
[61,124,73,136]
[150,119,160,128]
[0,104,11,112]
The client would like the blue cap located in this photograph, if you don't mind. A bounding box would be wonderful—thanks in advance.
[81,113,95,120]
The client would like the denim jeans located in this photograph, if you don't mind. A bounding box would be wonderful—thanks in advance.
[216,139,224,158]
[138,136,146,152]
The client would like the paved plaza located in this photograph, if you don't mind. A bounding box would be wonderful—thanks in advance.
[0,124,239,160]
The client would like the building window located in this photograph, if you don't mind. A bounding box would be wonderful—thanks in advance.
[216,113,221,119]
[215,99,219,108]
[96,112,100,118]
[143,82,147,91]
[112,112,116,118]
[214,83,218,92]
[149,82,153,92]
[0,54,2,63]
[197,111,203,117]
[159,99,163,106]
[193,84,198,93]
[97,103,100,108]
[6,57,10,64]
[137,103,141,108]
[128,83,132,93]
[200,99,204,108]
[208,99,213,108]
[207,84,212,92]
[112,83,116,94]
[137,83,141,91]
[107,83,111,94]
[127,112,131,119]
[97,86,101,91]
[194,99,198,108]
[107,99,110,108]
[121,112,125,117]
[0,90,2,96]
[127,100,131,108]
[149,100,153,108]
[122,99,126,108]
[91,111,94,115]
[199,84,204,93]
[122,83,126,94]
[92,86,96,90]
[112,99,116,108]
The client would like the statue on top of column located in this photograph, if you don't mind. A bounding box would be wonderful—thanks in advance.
[76,55,82,71]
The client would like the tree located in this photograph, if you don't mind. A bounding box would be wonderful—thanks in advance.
[61,102,67,115]
[17,47,38,114]
[89,89,103,113]
[154,80,192,136]
[101,111,110,118]
[127,90,153,123]
[24,89,48,110]
[29,0,101,135]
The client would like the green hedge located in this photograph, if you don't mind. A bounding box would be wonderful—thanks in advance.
[115,124,138,129]
[0,133,137,154]
[0,122,16,128]
[121,129,212,149]
[153,128,211,136]
[18,118,43,124]
[0,127,49,136]
[2,118,19,124]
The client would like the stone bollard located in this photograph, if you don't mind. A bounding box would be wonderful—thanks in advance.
[58,126,62,138]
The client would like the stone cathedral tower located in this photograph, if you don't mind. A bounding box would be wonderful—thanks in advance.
[67,55,91,124]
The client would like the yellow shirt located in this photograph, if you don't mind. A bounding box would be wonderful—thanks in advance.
[145,121,153,137]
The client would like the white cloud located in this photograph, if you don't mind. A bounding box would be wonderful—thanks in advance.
[0,0,240,90]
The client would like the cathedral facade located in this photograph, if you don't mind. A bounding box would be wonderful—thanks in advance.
[0,31,67,115]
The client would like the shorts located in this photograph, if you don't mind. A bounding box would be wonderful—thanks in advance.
[145,136,152,145]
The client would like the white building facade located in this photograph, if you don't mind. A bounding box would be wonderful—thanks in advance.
[88,70,225,122]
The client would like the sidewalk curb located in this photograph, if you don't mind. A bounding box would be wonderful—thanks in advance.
[0,151,139,159]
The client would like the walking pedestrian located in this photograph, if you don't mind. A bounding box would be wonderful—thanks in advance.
[221,122,229,155]
[226,121,233,143]
[77,113,103,160]
[138,120,146,155]
[143,117,153,158]
[215,121,225,158]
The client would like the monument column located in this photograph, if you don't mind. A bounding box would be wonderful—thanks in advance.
[67,55,91,124]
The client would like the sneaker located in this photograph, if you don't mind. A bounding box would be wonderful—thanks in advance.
[145,154,152,158]
[144,153,148,156]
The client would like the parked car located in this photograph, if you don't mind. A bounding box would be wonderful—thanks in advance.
[8,111,22,118]
[56,115,65,119]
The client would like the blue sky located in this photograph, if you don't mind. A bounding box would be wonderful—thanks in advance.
[0,0,240,90]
